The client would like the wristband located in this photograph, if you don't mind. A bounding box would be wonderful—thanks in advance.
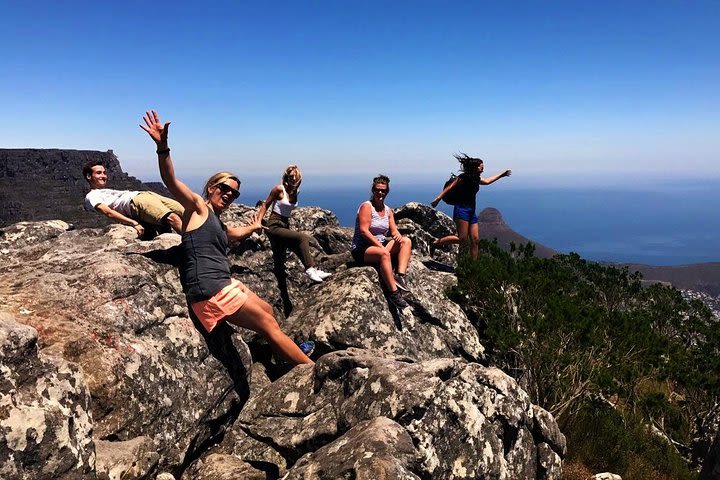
[156,148,170,155]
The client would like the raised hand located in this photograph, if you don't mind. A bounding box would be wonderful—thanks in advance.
[139,110,171,146]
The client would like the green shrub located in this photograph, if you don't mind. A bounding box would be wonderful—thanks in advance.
[449,240,718,476]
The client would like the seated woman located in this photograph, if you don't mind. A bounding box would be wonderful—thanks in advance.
[257,165,331,283]
[350,174,412,309]
[140,110,313,364]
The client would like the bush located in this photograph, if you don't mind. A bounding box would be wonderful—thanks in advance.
[449,240,718,476]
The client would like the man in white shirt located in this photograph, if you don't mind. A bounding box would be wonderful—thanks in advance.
[83,160,183,236]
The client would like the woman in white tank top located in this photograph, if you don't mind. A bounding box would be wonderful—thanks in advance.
[257,165,331,285]
[350,174,413,309]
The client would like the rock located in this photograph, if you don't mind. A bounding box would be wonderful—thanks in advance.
[95,436,159,480]
[591,473,622,480]
[282,258,484,362]
[225,349,564,479]
[286,417,420,479]
[0,313,94,480]
[394,202,456,239]
[0,210,565,479]
[182,453,265,480]
[0,225,253,474]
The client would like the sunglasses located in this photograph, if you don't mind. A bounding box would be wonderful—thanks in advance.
[215,182,240,199]
[372,188,389,194]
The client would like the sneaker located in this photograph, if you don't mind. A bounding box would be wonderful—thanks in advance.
[315,269,332,280]
[305,267,323,282]
[299,340,315,357]
[388,289,409,309]
[394,273,410,292]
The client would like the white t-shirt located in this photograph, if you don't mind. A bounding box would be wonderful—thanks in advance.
[84,189,139,216]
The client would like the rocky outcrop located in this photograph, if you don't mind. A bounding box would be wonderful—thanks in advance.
[0,149,170,229]
[0,204,565,479]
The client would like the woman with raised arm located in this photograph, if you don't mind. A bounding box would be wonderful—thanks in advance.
[257,165,331,283]
[430,153,511,259]
[140,110,313,365]
[350,174,412,310]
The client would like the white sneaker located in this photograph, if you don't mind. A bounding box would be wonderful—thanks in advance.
[315,269,332,280]
[305,267,323,282]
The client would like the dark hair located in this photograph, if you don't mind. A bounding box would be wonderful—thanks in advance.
[82,160,105,181]
[454,152,483,173]
[372,174,390,186]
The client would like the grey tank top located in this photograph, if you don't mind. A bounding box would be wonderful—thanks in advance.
[180,210,232,303]
[351,201,389,250]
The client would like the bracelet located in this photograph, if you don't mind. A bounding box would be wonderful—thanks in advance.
[156,147,170,155]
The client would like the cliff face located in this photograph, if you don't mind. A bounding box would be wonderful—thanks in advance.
[0,204,565,480]
[0,149,168,229]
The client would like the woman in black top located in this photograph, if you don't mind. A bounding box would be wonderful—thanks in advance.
[140,110,313,365]
[431,153,511,259]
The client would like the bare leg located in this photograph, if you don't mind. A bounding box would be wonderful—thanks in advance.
[226,296,313,365]
[434,235,460,247]
[390,237,411,274]
[363,245,397,291]
[469,222,480,259]
[165,212,183,234]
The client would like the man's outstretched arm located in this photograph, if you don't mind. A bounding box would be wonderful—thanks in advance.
[94,203,145,236]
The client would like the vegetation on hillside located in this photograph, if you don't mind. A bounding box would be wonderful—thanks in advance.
[449,240,720,479]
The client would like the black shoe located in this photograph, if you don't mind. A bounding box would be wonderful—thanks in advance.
[389,289,409,309]
[394,273,410,292]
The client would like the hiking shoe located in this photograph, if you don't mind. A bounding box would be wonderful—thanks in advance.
[305,268,323,283]
[315,269,332,280]
[389,289,409,309]
[394,273,410,292]
[299,340,315,357]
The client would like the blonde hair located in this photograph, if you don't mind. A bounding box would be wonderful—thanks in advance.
[282,164,302,193]
[203,172,240,199]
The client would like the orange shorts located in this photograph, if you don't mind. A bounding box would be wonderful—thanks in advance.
[191,279,249,333]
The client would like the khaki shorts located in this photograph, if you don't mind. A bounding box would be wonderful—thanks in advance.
[191,279,250,333]
[130,191,183,226]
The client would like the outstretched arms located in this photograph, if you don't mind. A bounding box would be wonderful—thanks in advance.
[431,177,460,208]
[139,110,204,215]
[479,169,512,185]
[94,203,145,236]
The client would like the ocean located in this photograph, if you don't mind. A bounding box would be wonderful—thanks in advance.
[178,175,720,266]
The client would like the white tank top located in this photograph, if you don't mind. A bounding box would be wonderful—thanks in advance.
[271,185,297,218]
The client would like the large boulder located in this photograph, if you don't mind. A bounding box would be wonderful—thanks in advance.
[0,211,565,479]
[217,349,564,479]
[0,313,94,480]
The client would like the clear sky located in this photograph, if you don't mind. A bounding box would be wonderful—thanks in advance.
[2,0,718,185]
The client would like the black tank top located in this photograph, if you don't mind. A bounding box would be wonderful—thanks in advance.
[180,210,232,303]
[454,173,480,207]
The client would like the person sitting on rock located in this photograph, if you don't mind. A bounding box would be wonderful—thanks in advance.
[431,153,511,259]
[140,109,314,365]
[256,165,331,283]
[351,174,412,309]
[83,160,183,237]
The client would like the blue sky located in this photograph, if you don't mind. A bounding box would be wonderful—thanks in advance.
[2,0,718,185]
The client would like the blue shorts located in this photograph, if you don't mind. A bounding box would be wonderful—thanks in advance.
[453,205,478,224]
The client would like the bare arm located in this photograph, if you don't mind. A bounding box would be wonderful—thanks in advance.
[226,217,265,243]
[388,208,403,242]
[255,185,282,223]
[357,203,385,248]
[139,110,205,215]
[94,203,145,236]
[479,169,512,185]
[431,177,460,208]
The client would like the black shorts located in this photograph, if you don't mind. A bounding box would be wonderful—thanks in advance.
[351,246,369,264]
